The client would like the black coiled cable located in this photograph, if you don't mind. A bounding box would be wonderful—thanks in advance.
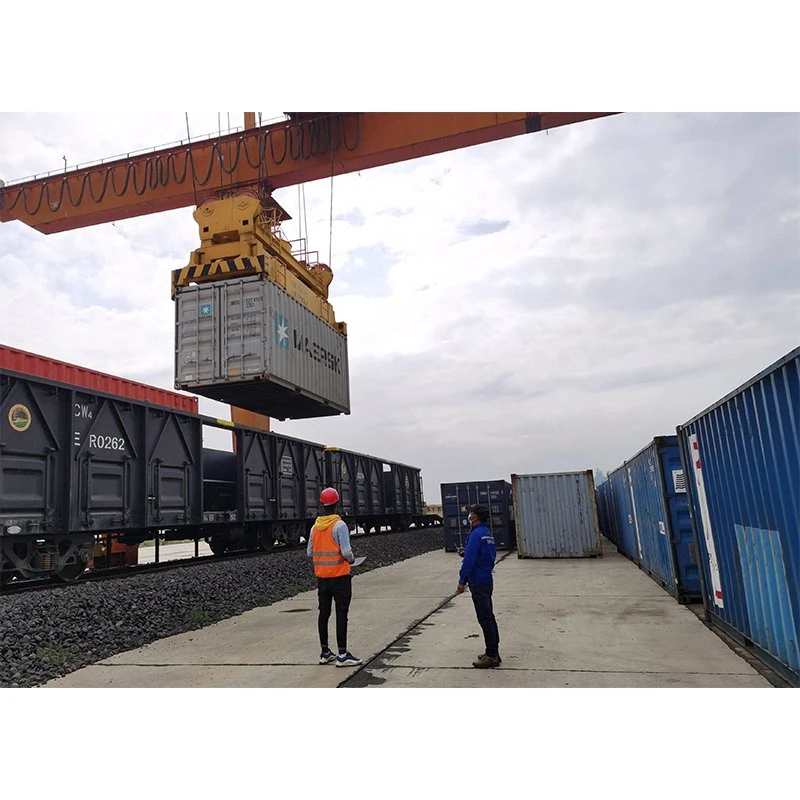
[3,114,362,217]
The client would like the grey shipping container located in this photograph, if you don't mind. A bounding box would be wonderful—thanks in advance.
[175,274,350,420]
[512,471,601,558]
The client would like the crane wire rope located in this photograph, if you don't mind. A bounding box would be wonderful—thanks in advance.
[184,113,199,208]
[3,114,361,217]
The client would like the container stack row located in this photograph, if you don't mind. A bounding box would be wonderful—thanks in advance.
[596,347,799,686]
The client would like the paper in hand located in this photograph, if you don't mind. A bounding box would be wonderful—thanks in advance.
[351,556,366,567]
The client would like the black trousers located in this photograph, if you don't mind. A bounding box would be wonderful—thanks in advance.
[470,582,500,658]
[317,574,353,653]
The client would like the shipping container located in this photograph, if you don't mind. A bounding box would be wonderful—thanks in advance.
[440,481,515,551]
[512,471,601,558]
[174,274,350,420]
[677,347,799,686]
[603,438,701,603]
[1,343,198,414]
[595,479,616,544]
[1,369,203,579]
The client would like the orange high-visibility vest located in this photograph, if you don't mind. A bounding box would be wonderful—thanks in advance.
[311,517,351,578]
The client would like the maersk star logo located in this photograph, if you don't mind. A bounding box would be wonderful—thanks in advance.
[275,314,289,348]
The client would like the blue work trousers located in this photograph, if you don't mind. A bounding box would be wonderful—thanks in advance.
[469,582,500,658]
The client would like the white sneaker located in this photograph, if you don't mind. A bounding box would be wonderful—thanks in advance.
[335,651,362,668]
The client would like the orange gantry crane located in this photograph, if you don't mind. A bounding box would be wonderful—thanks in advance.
[0,112,618,424]
[0,113,616,233]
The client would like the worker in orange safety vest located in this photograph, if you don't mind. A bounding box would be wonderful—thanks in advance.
[308,487,362,667]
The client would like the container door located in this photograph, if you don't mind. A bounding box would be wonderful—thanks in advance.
[175,283,218,385]
[659,444,701,599]
[221,278,269,381]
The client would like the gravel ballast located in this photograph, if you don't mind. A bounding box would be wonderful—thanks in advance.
[0,527,445,687]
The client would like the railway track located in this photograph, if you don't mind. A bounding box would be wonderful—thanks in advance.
[0,526,439,595]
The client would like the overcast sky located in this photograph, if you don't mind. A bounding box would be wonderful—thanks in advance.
[1,112,798,501]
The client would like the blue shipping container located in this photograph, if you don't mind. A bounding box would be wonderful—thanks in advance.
[595,479,616,545]
[604,437,701,603]
[440,481,515,551]
[677,347,799,686]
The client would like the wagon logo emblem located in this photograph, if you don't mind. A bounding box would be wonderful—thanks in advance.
[8,404,32,432]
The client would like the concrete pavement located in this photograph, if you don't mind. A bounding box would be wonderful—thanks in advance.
[45,539,771,688]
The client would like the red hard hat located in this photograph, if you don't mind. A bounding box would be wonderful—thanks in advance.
[320,487,340,505]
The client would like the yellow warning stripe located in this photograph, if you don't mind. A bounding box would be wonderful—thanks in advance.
[171,256,268,295]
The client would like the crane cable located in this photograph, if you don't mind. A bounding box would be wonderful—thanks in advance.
[3,114,361,217]
[329,143,335,268]
[184,113,199,208]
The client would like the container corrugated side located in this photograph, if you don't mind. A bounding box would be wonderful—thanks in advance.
[174,275,349,420]
[595,480,616,544]
[607,437,700,602]
[512,471,601,558]
[677,346,799,686]
[606,465,636,559]
[0,343,198,414]
[654,437,700,601]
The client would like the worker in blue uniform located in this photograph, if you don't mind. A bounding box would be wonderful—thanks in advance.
[456,504,501,668]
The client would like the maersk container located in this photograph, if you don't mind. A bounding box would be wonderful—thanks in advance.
[174,274,350,420]
[605,437,701,603]
[677,347,799,686]
[440,480,515,552]
[512,471,601,558]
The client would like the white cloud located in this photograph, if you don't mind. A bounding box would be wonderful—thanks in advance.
[1,112,798,502]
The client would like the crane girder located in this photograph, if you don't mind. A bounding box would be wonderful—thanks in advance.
[0,112,618,234]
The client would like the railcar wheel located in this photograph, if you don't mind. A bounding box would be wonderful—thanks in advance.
[285,526,303,548]
[51,537,93,581]
[51,561,87,582]
[209,536,228,556]
[257,529,275,552]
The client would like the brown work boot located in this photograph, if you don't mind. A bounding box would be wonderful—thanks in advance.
[473,654,501,668]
